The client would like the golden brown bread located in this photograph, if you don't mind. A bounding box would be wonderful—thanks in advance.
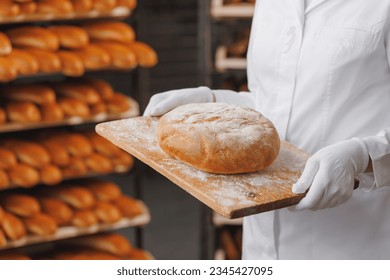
[106,92,131,114]
[158,103,281,174]
[56,50,85,77]
[0,147,17,170]
[0,194,40,217]
[58,97,90,118]
[90,101,107,115]
[0,1,20,17]
[84,153,113,174]
[85,132,121,157]
[22,213,58,236]
[5,101,41,123]
[92,0,116,11]
[94,201,122,224]
[47,186,95,210]
[25,49,62,74]
[0,32,12,56]
[0,170,9,189]
[40,103,65,122]
[39,197,74,226]
[83,78,114,101]
[1,84,56,105]
[36,0,74,15]
[17,2,37,14]
[53,82,101,104]
[48,26,89,49]
[113,195,142,218]
[1,212,26,241]
[0,206,4,222]
[0,229,7,248]
[111,150,134,170]
[125,42,158,67]
[0,57,18,82]
[8,163,40,188]
[71,0,93,12]
[127,248,151,260]
[92,41,137,70]
[5,140,50,168]
[39,164,63,185]
[73,44,111,70]
[6,49,39,75]
[6,27,60,51]
[40,139,70,167]
[61,157,87,178]
[59,133,93,157]
[71,209,98,228]
[117,0,137,9]
[81,179,122,202]
[0,251,30,260]
[82,21,135,43]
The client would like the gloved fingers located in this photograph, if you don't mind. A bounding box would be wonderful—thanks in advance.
[146,95,185,116]
[292,157,320,194]
[144,92,166,116]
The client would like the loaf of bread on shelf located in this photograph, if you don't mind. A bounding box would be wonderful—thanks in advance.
[52,81,101,105]
[0,251,31,260]
[47,185,96,210]
[83,78,114,101]
[48,26,90,50]
[56,132,93,157]
[91,0,116,11]
[0,228,7,248]
[56,50,85,77]
[71,209,98,228]
[22,212,58,236]
[71,0,93,12]
[4,140,50,168]
[17,2,37,15]
[114,195,143,218]
[82,21,135,43]
[5,101,41,123]
[39,197,73,226]
[6,27,60,51]
[40,103,65,122]
[8,163,40,188]
[127,248,151,260]
[94,201,122,224]
[0,147,17,170]
[36,0,74,15]
[39,164,63,185]
[25,49,62,74]
[73,44,111,70]
[61,157,88,178]
[0,1,20,17]
[125,42,158,67]
[84,153,113,174]
[92,41,137,70]
[0,206,4,222]
[117,0,137,9]
[58,97,91,119]
[0,194,40,217]
[0,32,12,56]
[111,150,134,170]
[81,179,122,202]
[90,101,107,115]
[106,92,131,114]
[84,132,121,157]
[39,139,70,167]
[0,57,18,82]
[6,49,39,75]
[0,212,26,241]
[0,84,56,105]
[0,170,9,189]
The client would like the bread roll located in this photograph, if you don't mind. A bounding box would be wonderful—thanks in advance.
[106,92,131,114]
[48,26,89,49]
[71,209,98,228]
[0,170,9,189]
[92,41,137,69]
[58,97,90,118]
[127,248,151,260]
[40,164,63,185]
[85,132,121,157]
[61,157,87,178]
[1,212,26,241]
[53,82,101,104]
[5,140,50,168]
[0,0,20,17]
[60,133,93,158]
[0,32,12,56]
[0,194,40,217]
[6,27,60,51]
[18,2,37,14]
[82,21,135,43]
[25,49,61,74]
[40,103,64,122]
[39,197,73,226]
[158,103,281,174]
[83,78,114,101]
[0,57,18,82]
[111,150,134,170]
[8,163,40,188]
[5,101,41,123]
[48,186,95,210]
[36,0,74,15]
[90,101,107,115]
[81,179,122,202]
[71,0,93,12]
[114,195,142,218]
[0,206,4,222]
[117,0,137,9]
[84,153,113,174]
[1,84,56,105]
[73,44,111,70]
[23,213,58,236]
[6,49,39,75]
[126,42,158,67]
[0,229,7,248]
[0,107,5,124]
[0,147,17,170]
[94,201,122,224]
[56,51,85,77]
[0,251,30,260]
[40,139,70,167]
[92,0,116,11]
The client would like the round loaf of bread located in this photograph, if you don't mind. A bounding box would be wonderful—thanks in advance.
[157,103,280,174]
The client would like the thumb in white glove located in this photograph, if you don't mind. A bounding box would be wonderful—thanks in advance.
[290,138,369,211]
[143,86,214,116]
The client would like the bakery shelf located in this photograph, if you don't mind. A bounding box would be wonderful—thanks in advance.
[0,7,132,26]
[0,97,139,134]
[0,201,150,251]
[215,46,247,72]
[210,0,255,19]
[213,212,242,227]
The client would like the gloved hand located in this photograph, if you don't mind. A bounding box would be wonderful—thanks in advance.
[290,138,370,211]
[143,86,214,116]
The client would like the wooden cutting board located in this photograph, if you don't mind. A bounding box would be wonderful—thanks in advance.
[96,117,309,219]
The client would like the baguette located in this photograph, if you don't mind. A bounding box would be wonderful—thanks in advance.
[61,157,87,178]
[1,84,56,105]
[71,209,98,228]
[94,201,122,224]
[0,32,12,56]
[58,97,90,119]
[83,78,114,101]
[106,92,131,114]
[1,212,26,241]
[82,21,135,43]
[0,170,9,189]
[0,194,40,217]
[17,2,37,15]
[6,48,39,75]
[73,44,111,70]
[36,0,74,15]
[0,107,5,124]
[40,164,63,185]
[71,0,93,12]
[81,179,122,202]
[25,49,62,74]
[40,103,65,122]
[40,139,70,167]
[117,0,137,9]
[5,101,41,123]
[56,50,85,77]
[92,41,137,70]
[6,27,60,51]
[0,229,6,248]
[39,197,74,226]
[111,150,134,170]
[8,163,40,188]
[90,101,107,116]
[85,132,121,157]
[84,153,113,174]
[125,42,158,67]
[59,133,93,158]
[47,186,95,210]
[23,213,58,236]
[48,26,89,49]
[0,1,20,17]
[92,0,116,11]
[113,195,142,218]
[53,82,101,104]
[0,147,17,170]
[0,57,18,82]
[5,140,50,168]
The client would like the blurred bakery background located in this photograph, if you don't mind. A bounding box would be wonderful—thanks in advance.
[0,0,254,260]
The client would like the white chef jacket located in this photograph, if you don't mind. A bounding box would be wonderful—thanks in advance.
[213,0,390,259]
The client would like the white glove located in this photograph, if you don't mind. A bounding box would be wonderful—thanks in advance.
[290,138,370,211]
[143,87,214,116]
